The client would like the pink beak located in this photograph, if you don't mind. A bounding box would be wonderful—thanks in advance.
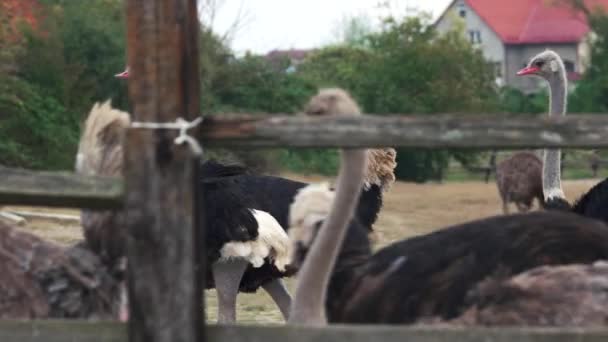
[516,66,540,76]
[115,68,129,79]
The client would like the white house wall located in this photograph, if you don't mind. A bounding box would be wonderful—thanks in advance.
[435,0,505,77]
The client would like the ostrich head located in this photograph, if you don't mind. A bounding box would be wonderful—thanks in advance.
[517,50,566,82]
[288,183,335,269]
[304,88,362,117]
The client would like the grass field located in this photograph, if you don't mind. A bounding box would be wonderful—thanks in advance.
[1,176,603,324]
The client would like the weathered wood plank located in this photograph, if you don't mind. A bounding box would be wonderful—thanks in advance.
[124,0,202,342]
[0,166,122,208]
[199,114,608,148]
[2,321,608,342]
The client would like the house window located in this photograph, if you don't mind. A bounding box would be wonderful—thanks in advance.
[457,1,466,17]
[468,30,482,44]
[564,60,575,72]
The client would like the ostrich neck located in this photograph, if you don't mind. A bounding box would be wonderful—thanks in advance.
[289,149,368,325]
[543,74,567,201]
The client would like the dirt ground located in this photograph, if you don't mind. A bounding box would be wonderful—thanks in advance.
[1,178,602,324]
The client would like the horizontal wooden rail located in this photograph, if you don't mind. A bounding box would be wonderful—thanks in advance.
[199,114,608,148]
[0,166,123,209]
[3,114,608,208]
[2,321,608,342]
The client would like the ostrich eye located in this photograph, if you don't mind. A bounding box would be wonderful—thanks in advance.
[534,61,545,68]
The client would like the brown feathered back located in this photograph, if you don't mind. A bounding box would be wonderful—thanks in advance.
[495,151,544,213]
[452,261,608,327]
[0,221,119,319]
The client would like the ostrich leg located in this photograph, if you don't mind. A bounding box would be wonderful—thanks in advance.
[212,259,248,323]
[262,278,292,320]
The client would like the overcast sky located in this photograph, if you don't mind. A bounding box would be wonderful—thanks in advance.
[210,0,452,54]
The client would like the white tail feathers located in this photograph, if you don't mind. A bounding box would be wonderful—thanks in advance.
[287,183,335,261]
[220,210,291,271]
[76,100,130,176]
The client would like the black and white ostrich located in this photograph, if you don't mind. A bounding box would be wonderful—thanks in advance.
[78,92,397,323]
[111,67,396,323]
[519,50,608,223]
[286,87,608,325]
[76,101,291,323]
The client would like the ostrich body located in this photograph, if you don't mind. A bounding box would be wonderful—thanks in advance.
[79,95,396,323]
[292,209,608,324]
[0,221,121,319]
[76,101,291,323]
[288,88,608,324]
[112,68,396,322]
[447,261,608,327]
[495,151,544,214]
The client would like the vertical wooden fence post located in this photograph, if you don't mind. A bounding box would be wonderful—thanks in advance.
[124,0,202,342]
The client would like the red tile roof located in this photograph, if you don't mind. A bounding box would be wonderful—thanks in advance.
[463,0,608,44]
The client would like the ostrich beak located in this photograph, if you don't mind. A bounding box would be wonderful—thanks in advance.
[115,68,130,79]
[517,66,540,76]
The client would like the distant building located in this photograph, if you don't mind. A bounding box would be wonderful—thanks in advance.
[435,0,608,93]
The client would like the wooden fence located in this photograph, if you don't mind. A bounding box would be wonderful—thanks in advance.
[2,0,608,341]
[3,321,608,342]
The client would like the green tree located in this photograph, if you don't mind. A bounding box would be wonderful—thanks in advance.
[0,0,126,169]
[296,15,499,181]
[560,0,608,112]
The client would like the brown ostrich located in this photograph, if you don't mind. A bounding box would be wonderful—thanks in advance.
[446,261,608,327]
[0,221,122,319]
[495,151,544,214]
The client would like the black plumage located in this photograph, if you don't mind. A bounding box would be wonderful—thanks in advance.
[223,174,384,293]
[293,210,608,324]
[571,178,608,223]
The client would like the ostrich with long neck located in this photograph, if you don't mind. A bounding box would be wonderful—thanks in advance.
[517,50,570,210]
[521,50,608,222]
[113,67,396,323]
[433,51,608,327]
[76,101,292,324]
[288,88,368,324]
[288,93,608,324]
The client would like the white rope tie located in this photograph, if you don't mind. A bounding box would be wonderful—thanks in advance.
[131,117,203,156]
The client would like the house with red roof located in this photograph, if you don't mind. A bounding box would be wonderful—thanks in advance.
[435,0,608,93]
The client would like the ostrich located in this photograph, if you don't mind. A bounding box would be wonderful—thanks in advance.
[287,88,608,324]
[111,67,397,323]
[423,50,608,327]
[444,261,608,327]
[519,50,608,221]
[495,151,544,214]
[0,221,122,319]
[76,101,291,323]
